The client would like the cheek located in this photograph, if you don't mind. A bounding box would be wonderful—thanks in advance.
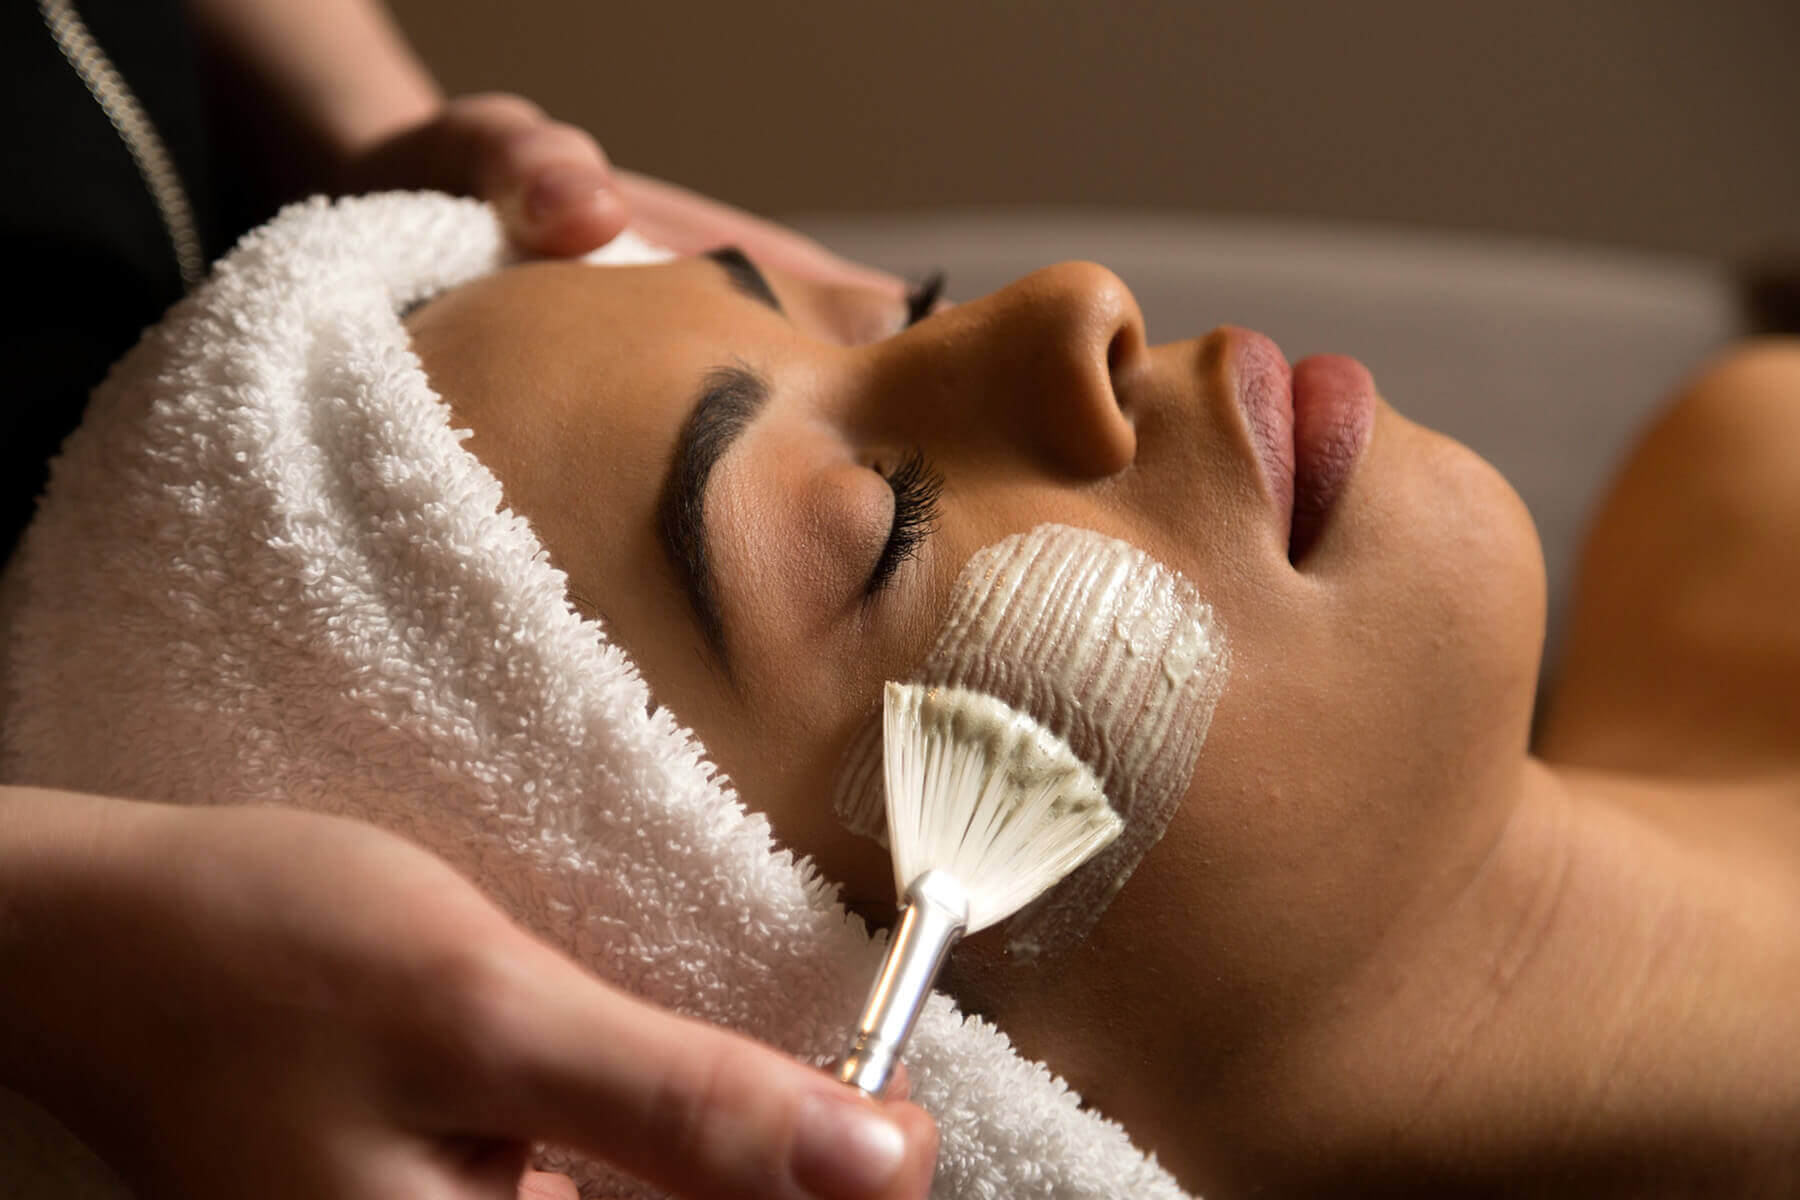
[707,694,900,908]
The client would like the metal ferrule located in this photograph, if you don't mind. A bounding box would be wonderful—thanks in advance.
[837,869,970,1095]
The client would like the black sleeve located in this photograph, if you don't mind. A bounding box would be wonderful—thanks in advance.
[1,0,224,562]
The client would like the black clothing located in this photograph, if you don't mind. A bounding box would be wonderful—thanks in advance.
[2,0,235,561]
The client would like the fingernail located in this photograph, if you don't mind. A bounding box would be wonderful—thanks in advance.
[525,165,608,228]
[791,1092,907,1199]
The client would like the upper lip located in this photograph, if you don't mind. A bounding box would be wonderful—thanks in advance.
[1223,326,1296,551]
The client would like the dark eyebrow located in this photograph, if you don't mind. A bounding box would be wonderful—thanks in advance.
[704,245,784,315]
[657,363,770,678]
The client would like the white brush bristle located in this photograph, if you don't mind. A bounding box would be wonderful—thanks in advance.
[883,681,1123,934]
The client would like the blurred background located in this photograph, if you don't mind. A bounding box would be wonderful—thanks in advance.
[387,0,1799,259]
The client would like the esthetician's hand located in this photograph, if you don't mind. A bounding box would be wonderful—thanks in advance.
[0,787,937,1200]
[348,92,907,295]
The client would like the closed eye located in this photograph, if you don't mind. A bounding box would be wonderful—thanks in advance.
[867,449,942,597]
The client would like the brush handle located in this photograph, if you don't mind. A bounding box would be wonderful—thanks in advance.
[837,869,970,1096]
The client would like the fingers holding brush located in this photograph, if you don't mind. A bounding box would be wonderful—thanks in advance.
[486,941,938,1199]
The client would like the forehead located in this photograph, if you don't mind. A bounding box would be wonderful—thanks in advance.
[403,260,715,641]
[408,257,756,406]
[406,259,780,536]
[401,253,856,700]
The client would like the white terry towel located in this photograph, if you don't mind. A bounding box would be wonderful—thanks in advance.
[0,193,1192,1199]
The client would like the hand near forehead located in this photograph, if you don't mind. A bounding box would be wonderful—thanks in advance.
[349,92,905,295]
[0,789,936,1200]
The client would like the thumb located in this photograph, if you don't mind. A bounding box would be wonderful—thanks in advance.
[494,967,938,1200]
[358,93,630,257]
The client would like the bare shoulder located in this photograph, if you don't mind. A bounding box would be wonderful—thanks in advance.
[1686,336,1800,392]
[1618,337,1800,558]
[1659,336,1800,464]
[1538,337,1800,780]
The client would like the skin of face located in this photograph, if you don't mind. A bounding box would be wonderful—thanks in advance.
[403,253,1549,1190]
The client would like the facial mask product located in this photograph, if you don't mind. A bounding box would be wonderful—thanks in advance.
[832,523,1229,958]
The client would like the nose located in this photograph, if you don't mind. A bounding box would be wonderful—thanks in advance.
[867,262,1146,478]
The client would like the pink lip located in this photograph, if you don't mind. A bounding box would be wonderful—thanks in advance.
[1226,327,1296,545]
[1227,328,1376,562]
[1289,353,1376,561]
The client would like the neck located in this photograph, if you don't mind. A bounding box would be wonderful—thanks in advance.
[1265,757,1800,1195]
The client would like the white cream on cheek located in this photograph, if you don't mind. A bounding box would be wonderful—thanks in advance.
[831,523,1230,958]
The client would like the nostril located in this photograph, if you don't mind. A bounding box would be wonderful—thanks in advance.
[1106,328,1130,377]
[1105,326,1142,413]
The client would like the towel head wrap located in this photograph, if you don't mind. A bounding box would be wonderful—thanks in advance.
[0,193,1191,1198]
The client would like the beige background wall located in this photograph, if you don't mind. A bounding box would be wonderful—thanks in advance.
[388,0,1799,259]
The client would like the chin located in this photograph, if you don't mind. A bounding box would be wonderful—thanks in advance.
[1379,409,1548,744]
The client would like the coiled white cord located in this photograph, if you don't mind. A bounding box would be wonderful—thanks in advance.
[39,0,205,290]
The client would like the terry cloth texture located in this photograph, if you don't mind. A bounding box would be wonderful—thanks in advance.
[0,192,1191,1199]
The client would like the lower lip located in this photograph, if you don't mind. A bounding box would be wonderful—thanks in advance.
[1288,354,1376,562]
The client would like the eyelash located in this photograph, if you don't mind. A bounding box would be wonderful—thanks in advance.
[868,449,943,596]
[858,274,946,598]
[904,272,946,326]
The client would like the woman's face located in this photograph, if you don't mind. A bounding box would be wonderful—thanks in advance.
[405,250,1545,1182]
